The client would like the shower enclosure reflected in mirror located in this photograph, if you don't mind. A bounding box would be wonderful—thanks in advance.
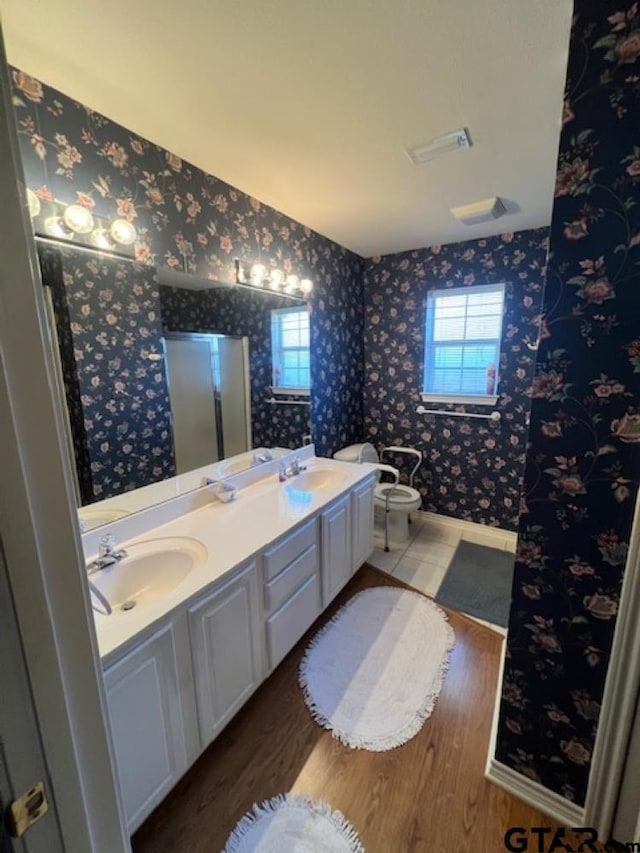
[38,242,312,530]
[164,332,250,474]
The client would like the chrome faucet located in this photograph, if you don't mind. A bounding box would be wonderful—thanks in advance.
[87,534,128,574]
[284,456,307,478]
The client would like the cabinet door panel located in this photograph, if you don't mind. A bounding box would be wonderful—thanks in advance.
[189,563,261,746]
[351,478,375,574]
[104,624,187,832]
[321,495,352,607]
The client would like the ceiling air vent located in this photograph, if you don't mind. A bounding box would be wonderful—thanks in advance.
[450,197,506,226]
[406,128,472,165]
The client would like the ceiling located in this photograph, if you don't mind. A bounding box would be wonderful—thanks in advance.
[1,0,573,258]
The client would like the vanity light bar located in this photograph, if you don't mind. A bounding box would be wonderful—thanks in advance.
[234,259,313,297]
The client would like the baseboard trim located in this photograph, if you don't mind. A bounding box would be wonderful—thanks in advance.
[418,510,518,553]
[486,758,585,826]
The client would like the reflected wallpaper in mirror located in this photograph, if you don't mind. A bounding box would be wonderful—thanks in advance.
[39,243,311,508]
[12,64,366,525]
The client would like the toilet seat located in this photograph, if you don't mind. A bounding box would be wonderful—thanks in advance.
[374,483,422,511]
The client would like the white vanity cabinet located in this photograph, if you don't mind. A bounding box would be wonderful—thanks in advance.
[262,518,321,672]
[103,622,188,833]
[188,561,263,748]
[351,476,375,573]
[99,463,377,836]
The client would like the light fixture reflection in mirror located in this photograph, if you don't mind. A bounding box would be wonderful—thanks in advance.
[28,196,138,258]
[90,227,114,250]
[110,218,137,246]
[26,188,41,218]
[44,216,73,240]
[63,204,95,234]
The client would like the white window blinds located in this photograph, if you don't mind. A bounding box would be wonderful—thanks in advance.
[423,284,505,398]
[271,306,310,390]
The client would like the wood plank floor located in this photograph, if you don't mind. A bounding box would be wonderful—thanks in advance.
[132,566,557,853]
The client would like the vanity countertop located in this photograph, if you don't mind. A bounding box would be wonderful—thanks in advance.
[93,455,377,665]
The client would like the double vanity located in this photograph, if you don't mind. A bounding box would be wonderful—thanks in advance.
[85,446,376,833]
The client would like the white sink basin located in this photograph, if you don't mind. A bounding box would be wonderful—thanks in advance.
[288,468,347,492]
[90,537,206,617]
[78,506,130,532]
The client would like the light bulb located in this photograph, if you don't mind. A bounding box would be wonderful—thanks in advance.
[90,228,113,250]
[63,204,94,234]
[300,278,313,295]
[285,274,300,293]
[44,216,73,239]
[110,218,137,245]
[26,188,41,218]
[250,263,266,287]
[269,269,284,290]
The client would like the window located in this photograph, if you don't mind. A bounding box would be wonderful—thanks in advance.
[422,283,505,402]
[271,306,310,393]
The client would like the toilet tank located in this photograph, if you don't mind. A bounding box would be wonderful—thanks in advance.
[333,442,379,464]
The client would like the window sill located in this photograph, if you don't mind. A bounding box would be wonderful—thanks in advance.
[270,387,310,397]
[420,393,499,406]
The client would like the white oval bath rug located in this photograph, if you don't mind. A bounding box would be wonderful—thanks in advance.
[223,794,365,852]
[300,586,455,751]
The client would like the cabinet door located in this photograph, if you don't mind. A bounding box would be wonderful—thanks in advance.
[321,495,352,607]
[188,562,262,747]
[351,478,375,574]
[104,623,187,833]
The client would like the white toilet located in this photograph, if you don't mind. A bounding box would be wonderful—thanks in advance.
[333,442,423,550]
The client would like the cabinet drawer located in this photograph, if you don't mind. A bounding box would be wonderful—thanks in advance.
[266,574,320,670]
[263,518,316,582]
[264,544,317,613]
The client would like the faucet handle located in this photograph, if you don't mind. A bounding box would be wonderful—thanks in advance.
[98,533,116,558]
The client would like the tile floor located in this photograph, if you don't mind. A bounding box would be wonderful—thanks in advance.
[369,512,509,636]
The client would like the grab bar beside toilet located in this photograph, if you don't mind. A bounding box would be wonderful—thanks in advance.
[374,464,400,553]
[380,446,422,489]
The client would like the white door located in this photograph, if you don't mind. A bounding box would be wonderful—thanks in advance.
[218,335,250,458]
[613,693,640,843]
[0,24,127,853]
[0,544,63,852]
[165,336,220,473]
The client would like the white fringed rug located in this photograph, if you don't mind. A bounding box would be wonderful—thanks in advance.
[300,587,455,751]
[223,794,365,852]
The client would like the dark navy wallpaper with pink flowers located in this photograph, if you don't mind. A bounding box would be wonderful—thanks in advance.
[363,228,550,532]
[11,67,365,484]
[495,0,640,805]
[40,244,176,503]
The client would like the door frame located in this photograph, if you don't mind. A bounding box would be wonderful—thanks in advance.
[584,492,640,836]
[0,24,128,853]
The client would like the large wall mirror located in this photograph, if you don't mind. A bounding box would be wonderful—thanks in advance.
[38,242,312,531]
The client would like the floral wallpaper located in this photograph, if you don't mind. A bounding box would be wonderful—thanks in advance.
[495,0,640,806]
[363,228,550,531]
[159,284,311,450]
[11,67,365,476]
[40,245,175,503]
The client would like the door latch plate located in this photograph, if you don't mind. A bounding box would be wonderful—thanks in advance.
[7,781,48,837]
